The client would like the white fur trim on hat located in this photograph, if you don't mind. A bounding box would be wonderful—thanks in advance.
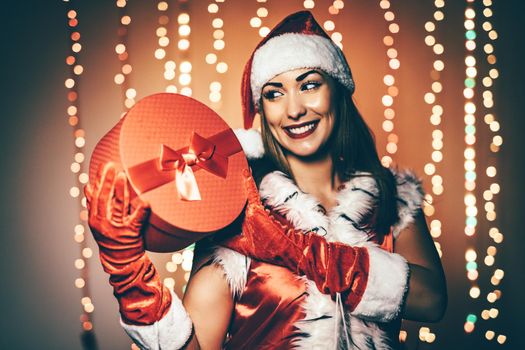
[120,290,193,350]
[234,128,265,159]
[250,33,354,104]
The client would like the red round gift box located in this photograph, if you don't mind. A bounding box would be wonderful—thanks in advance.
[89,93,248,252]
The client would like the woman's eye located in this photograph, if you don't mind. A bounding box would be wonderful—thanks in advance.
[262,90,283,100]
[302,81,321,91]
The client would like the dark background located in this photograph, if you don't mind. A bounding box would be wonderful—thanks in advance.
[1,1,524,349]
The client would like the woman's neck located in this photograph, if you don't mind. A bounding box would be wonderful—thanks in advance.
[286,152,341,209]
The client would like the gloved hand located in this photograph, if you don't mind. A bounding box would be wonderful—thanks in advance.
[223,170,408,318]
[85,162,172,325]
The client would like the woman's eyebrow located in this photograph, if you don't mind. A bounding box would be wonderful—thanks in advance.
[262,81,283,89]
[296,69,321,81]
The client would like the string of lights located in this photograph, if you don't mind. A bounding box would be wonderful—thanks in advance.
[478,0,506,345]
[378,0,401,168]
[63,0,96,338]
[324,1,345,49]
[463,0,480,336]
[416,1,447,346]
[114,0,136,112]
[206,0,228,107]
[154,1,177,93]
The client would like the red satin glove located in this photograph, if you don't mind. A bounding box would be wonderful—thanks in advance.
[85,162,171,325]
[223,170,370,311]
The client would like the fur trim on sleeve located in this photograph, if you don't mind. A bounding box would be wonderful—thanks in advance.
[392,169,425,239]
[120,290,193,350]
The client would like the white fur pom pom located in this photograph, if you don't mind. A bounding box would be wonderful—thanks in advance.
[234,128,265,159]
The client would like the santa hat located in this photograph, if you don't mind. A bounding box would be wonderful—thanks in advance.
[242,11,355,129]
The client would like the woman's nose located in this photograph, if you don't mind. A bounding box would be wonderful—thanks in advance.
[286,93,307,120]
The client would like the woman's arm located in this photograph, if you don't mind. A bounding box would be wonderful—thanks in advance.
[182,262,234,350]
[395,210,447,322]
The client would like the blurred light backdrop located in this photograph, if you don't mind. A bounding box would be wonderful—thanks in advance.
[1,0,524,349]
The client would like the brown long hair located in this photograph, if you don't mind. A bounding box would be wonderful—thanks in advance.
[257,79,399,235]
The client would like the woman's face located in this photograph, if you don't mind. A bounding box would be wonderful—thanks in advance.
[261,68,335,158]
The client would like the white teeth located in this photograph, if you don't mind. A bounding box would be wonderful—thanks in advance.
[288,122,315,134]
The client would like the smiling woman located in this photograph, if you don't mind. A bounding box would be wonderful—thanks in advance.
[87,10,446,350]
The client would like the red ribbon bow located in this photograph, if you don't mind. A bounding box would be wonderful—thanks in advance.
[159,132,228,201]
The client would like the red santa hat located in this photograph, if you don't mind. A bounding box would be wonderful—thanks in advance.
[242,11,355,129]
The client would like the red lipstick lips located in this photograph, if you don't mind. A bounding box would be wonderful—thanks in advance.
[283,120,320,139]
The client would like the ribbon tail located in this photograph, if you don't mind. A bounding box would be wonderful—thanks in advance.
[175,166,201,201]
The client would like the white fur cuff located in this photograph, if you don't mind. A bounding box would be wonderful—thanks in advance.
[351,247,409,323]
[120,290,193,350]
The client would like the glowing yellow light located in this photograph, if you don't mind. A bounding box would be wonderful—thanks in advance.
[486,166,496,177]
[384,108,395,119]
[166,85,177,93]
[424,93,435,104]
[156,27,167,37]
[209,91,222,103]
[79,173,89,184]
[82,247,93,258]
[387,48,397,59]
[490,183,500,193]
[465,8,476,19]
[430,114,441,125]
[114,73,125,85]
[206,53,217,65]
[380,0,390,10]
[434,11,444,21]
[65,78,75,89]
[465,249,477,262]
[467,270,478,280]
[494,269,504,279]
[212,18,223,28]
[469,286,480,298]
[178,39,190,50]
[180,61,192,73]
[489,68,499,79]
[126,88,136,99]
[257,7,268,17]
[250,17,262,28]
[178,13,190,25]
[381,155,392,168]
[386,142,397,154]
[303,0,315,9]
[259,26,270,37]
[179,73,191,86]
[158,35,170,46]
[433,60,444,71]
[181,87,192,96]
[334,0,345,9]
[115,43,126,54]
[179,24,191,36]
[466,41,476,52]
[382,95,393,107]
[324,20,335,31]
[164,277,175,290]
[385,11,395,22]
[154,48,166,59]
[210,81,222,92]
[483,8,493,17]
[214,39,225,50]
[424,163,436,175]
[389,23,399,34]
[122,64,132,75]
[164,60,176,71]
[431,151,443,162]
[67,10,77,19]
[84,303,95,313]
[216,62,228,73]
[383,75,394,86]
[389,59,400,70]
[433,44,444,55]
[382,120,394,132]
[463,88,474,99]
[75,278,85,288]
[331,32,343,42]
[121,15,131,26]
[75,137,85,148]
[488,308,499,318]
[157,1,168,11]
[488,30,498,40]
[208,4,219,13]
[425,21,435,32]
[431,82,442,93]
[485,331,495,340]
[213,29,224,40]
